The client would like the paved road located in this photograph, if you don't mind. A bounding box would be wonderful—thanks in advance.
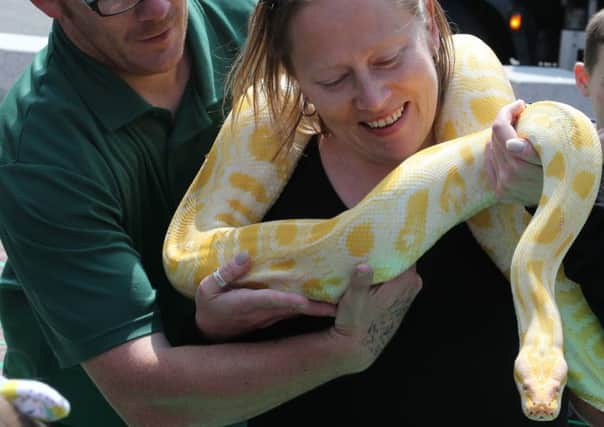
[0,2,51,101]
[1,0,52,37]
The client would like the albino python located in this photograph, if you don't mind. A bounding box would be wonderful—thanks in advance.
[163,34,604,420]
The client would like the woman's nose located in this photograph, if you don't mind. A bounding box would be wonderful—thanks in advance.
[354,75,389,112]
[135,0,170,21]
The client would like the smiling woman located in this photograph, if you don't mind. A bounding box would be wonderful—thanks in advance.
[162,0,604,425]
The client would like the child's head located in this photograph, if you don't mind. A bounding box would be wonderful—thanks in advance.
[575,9,604,127]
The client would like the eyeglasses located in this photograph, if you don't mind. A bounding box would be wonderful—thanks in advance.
[82,0,145,17]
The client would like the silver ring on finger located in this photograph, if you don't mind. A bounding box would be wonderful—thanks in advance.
[212,269,228,288]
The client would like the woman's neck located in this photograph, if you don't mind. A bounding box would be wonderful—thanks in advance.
[318,131,436,208]
[318,135,397,208]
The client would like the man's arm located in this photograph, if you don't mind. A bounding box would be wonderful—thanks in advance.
[84,266,421,427]
[85,330,348,427]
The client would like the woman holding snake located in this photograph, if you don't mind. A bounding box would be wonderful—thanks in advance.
[186,0,604,425]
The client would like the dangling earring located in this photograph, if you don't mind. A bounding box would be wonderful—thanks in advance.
[302,97,317,117]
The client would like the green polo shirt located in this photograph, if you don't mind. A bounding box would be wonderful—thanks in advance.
[0,0,255,425]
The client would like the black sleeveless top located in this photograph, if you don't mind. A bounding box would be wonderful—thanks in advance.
[246,136,599,426]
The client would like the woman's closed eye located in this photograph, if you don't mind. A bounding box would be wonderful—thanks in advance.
[374,50,402,68]
[315,49,402,89]
[318,73,349,88]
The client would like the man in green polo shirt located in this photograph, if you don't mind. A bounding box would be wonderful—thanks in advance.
[0,0,260,424]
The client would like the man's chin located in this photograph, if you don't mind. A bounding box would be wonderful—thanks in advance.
[127,56,183,76]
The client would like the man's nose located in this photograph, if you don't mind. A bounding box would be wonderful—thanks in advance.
[135,0,170,21]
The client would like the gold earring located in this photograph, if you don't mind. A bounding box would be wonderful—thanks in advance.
[302,97,317,117]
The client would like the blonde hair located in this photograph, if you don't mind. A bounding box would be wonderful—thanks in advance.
[226,0,454,149]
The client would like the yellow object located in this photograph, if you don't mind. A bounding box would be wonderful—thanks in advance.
[0,377,70,422]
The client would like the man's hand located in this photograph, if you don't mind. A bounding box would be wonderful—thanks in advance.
[330,264,422,373]
[485,99,543,205]
[195,253,336,341]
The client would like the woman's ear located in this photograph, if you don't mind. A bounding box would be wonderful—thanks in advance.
[574,62,590,97]
[425,0,440,53]
[31,0,63,19]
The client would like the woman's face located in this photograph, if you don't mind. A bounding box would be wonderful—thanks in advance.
[289,0,439,167]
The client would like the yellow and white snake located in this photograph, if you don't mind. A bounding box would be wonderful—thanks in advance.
[163,34,604,420]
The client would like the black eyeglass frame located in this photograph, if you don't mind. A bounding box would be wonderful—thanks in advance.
[82,0,145,17]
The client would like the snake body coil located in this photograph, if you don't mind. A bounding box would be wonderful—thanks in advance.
[163,35,604,420]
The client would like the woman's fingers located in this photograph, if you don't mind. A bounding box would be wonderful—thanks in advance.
[487,99,543,205]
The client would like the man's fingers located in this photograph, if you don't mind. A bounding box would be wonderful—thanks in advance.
[200,252,251,294]
[335,264,373,332]
[245,289,337,317]
[391,267,422,289]
[396,271,422,301]
[217,252,251,285]
[347,264,373,300]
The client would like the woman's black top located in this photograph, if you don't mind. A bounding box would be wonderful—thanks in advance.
[247,136,603,426]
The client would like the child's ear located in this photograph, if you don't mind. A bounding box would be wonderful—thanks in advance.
[574,62,590,96]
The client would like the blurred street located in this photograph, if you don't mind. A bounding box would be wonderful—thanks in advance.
[1,0,52,36]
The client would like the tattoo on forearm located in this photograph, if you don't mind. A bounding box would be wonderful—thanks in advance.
[362,294,415,357]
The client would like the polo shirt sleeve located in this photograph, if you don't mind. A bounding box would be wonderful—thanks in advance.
[0,112,162,368]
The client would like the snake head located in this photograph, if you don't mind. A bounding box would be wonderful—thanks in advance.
[514,347,568,421]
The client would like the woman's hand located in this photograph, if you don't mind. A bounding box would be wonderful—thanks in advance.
[195,253,337,341]
[485,99,543,205]
[330,264,422,373]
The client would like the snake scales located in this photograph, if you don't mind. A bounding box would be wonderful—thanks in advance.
[163,34,604,420]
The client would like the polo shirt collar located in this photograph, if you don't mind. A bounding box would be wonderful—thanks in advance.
[186,0,227,110]
[50,22,152,132]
